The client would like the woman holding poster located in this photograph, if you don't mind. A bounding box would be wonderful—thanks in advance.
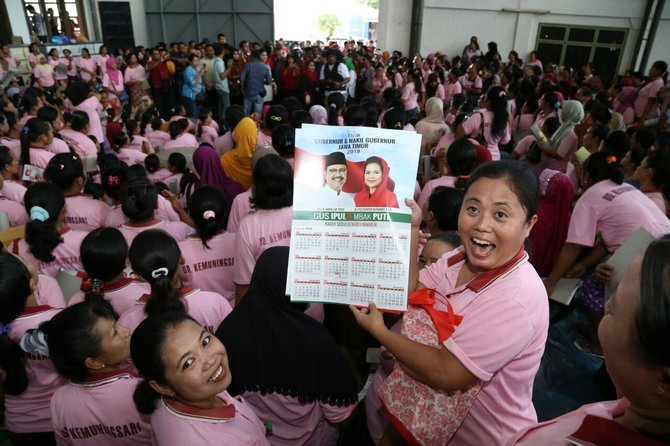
[354,156,399,208]
[351,161,549,446]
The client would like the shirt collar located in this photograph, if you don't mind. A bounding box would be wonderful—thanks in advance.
[446,247,528,293]
[137,287,198,303]
[74,369,138,387]
[19,305,53,317]
[123,218,161,228]
[163,396,236,423]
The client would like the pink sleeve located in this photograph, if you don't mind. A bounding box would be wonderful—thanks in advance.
[513,135,535,156]
[442,279,537,381]
[319,402,356,423]
[566,196,598,247]
[460,113,480,136]
[401,84,411,101]
[234,220,256,285]
[156,195,180,221]
[555,131,577,158]
[474,77,483,89]
[417,257,448,288]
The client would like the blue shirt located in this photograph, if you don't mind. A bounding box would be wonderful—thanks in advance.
[182,66,202,100]
[240,60,271,98]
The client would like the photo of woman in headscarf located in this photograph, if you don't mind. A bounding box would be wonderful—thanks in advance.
[353,156,399,208]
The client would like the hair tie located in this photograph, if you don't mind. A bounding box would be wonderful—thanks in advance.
[107,175,119,186]
[151,267,169,279]
[203,210,216,220]
[330,103,337,109]
[59,163,64,170]
[22,126,29,134]
[80,277,101,293]
[29,206,50,222]
[498,90,506,98]
[270,115,282,122]
[606,155,617,164]
[0,322,11,335]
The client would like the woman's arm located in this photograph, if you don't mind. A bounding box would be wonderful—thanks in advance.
[543,242,583,296]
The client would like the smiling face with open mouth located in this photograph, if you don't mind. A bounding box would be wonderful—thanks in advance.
[159,320,232,410]
[459,176,536,273]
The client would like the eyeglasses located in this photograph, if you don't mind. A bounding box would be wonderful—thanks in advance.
[327,168,347,174]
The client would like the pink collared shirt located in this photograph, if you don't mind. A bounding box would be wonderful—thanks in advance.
[416,175,457,211]
[179,232,236,306]
[51,370,152,445]
[59,129,98,157]
[124,65,146,83]
[198,124,218,147]
[150,391,269,446]
[29,146,55,168]
[0,136,21,159]
[213,131,235,156]
[5,305,66,433]
[418,247,549,446]
[461,110,511,160]
[0,195,28,226]
[68,278,150,315]
[116,148,147,166]
[46,137,71,154]
[79,57,97,82]
[17,227,87,277]
[226,189,252,233]
[163,132,199,150]
[64,193,111,232]
[118,219,192,245]
[1,180,27,204]
[73,96,104,143]
[127,134,154,154]
[146,129,171,149]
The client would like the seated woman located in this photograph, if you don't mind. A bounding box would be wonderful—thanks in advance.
[59,111,99,158]
[352,161,549,446]
[131,312,270,445]
[532,100,583,173]
[112,131,148,166]
[220,117,258,190]
[16,182,87,277]
[217,247,358,446]
[354,156,399,208]
[119,229,232,334]
[163,119,198,151]
[193,143,245,213]
[234,155,293,303]
[634,151,670,215]
[509,235,670,445]
[44,153,110,232]
[45,301,153,445]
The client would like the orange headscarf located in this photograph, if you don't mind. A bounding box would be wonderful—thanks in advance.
[220,117,258,189]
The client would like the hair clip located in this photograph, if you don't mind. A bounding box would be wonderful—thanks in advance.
[203,210,216,220]
[22,126,29,134]
[0,322,10,335]
[58,163,64,170]
[270,115,282,121]
[107,175,119,186]
[498,90,507,97]
[151,267,169,279]
[606,155,617,164]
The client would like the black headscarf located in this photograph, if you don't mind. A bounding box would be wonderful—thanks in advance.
[215,247,358,407]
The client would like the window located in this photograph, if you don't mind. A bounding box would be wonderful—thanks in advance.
[23,0,86,42]
[535,23,628,81]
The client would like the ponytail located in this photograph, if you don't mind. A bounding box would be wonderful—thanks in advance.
[125,119,139,143]
[188,186,226,248]
[133,379,162,414]
[487,86,509,138]
[0,252,33,395]
[168,152,189,175]
[24,182,65,262]
[80,227,128,303]
[584,151,624,185]
[20,117,51,166]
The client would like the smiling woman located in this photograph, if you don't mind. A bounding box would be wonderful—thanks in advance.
[130,313,270,445]
[351,160,549,445]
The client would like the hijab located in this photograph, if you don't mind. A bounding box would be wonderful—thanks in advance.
[106,57,121,85]
[353,157,399,208]
[614,86,637,113]
[549,100,584,149]
[220,117,258,189]
[309,105,328,125]
[422,97,446,125]
[215,247,358,406]
[193,143,245,207]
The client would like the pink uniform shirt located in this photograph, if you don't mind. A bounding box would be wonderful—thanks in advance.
[0,195,29,226]
[29,146,55,168]
[146,129,171,149]
[179,232,236,306]
[634,77,664,118]
[123,65,146,83]
[17,227,87,277]
[97,55,110,74]
[35,274,67,307]
[78,57,97,82]
[119,287,232,334]
[256,131,272,148]
[118,219,193,245]
[213,131,234,156]
[401,83,419,111]
[127,135,154,154]
[234,206,293,286]
[1,180,27,204]
[117,148,147,166]
[5,306,65,433]
[46,137,71,155]
[163,133,198,150]
[644,190,667,215]
[51,370,153,445]
[226,189,252,233]
[567,180,670,251]
[461,110,511,160]
[68,278,150,315]
[151,391,269,446]
[64,193,111,232]
[33,65,55,88]
[544,130,578,173]
[0,136,21,159]
[242,392,355,446]
[59,129,98,157]
[199,125,218,147]
[418,247,549,446]
[417,176,457,211]
[147,168,172,183]
[74,96,104,143]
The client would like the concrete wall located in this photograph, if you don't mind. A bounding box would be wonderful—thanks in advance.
[378,0,669,74]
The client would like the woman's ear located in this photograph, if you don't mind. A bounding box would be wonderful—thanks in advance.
[84,357,106,371]
[149,379,176,398]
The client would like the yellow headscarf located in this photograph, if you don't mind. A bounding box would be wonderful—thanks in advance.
[220,117,258,189]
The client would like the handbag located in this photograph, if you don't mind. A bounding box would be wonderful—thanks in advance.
[474,112,488,147]
[379,288,482,446]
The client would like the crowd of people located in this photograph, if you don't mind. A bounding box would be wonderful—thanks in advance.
[0,30,670,446]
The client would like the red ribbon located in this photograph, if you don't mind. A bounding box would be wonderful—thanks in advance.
[408,288,463,344]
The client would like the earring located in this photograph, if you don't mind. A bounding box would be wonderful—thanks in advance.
[656,385,665,395]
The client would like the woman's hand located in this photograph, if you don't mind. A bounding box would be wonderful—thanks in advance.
[350,303,386,337]
[594,263,614,284]
[405,198,422,229]
[565,262,585,278]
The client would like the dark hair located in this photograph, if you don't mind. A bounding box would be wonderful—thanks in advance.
[407,69,422,102]
[634,128,656,150]
[466,160,539,221]
[627,146,649,170]
[585,100,611,126]
[129,230,185,317]
[65,110,90,132]
[168,152,189,174]
[101,165,128,201]
[290,110,312,129]
[24,182,65,262]
[81,227,129,299]
[169,119,189,140]
[271,125,295,158]
[428,186,464,232]
[427,231,462,249]
[144,153,161,173]
[603,130,630,162]
[486,86,509,138]
[44,152,84,191]
[20,117,51,166]
[188,186,227,248]
[0,145,14,171]
[120,176,158,222]
[446,137,479,178]
[67,82,91,106]
[224,105,245,133]
[364,156,384,175]
[125,119,139,143]
[359,97,380,127]
[127,164,148,179]
[0,252,32,395]
[264,105,289,132]
[111,132,128,152]
[382,107,406,130]
[382,87,403,108]
[589,123,609,144]
[36,105,59,127]
[327,93,345,126]
[150,117,163,131]
[583,151,624,185]
[44,301,118,382]
[651,60,669,82]
[250,154,293,210]
[635,235,670,367]
[645,151,670,197]
[131,312,196,414]
[343,105,367,126]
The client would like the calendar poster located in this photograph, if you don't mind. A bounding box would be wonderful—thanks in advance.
[287,124,421,311]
